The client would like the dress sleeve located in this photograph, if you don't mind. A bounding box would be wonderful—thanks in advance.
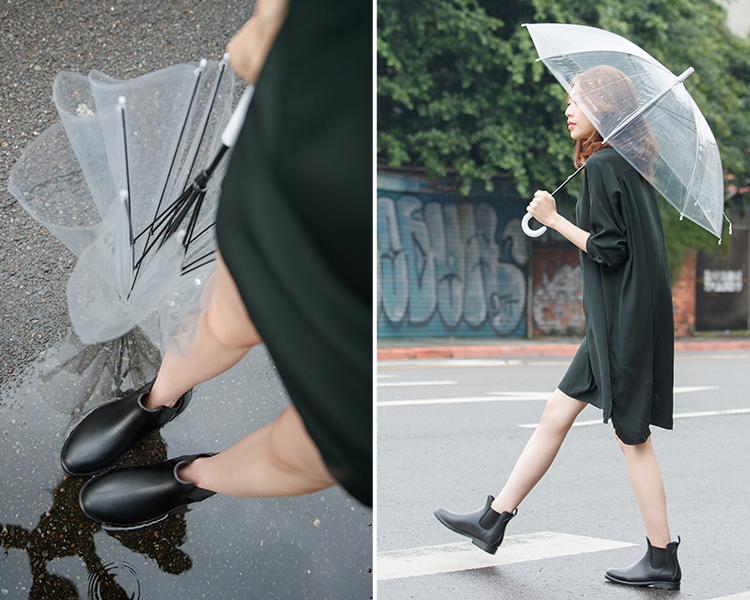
[583,156,628,269]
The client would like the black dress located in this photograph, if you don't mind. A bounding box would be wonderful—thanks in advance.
[215,0,372,506]
[558,147,674,445]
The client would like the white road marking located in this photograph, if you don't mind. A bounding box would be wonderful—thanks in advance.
[377,392,550,407]
[518,386,728,428]
[378,359,524,369]
[377,354,750,370]
[377,380,457,388]
[377,532,636,580]
[707,594,750,600]
[676,353,750,361]
[378,386,718,408]
[519,409,750,428]
[672,386,721,394]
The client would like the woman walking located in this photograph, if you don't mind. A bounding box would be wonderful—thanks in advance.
[434,66,681,590]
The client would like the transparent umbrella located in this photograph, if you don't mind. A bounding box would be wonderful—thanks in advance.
[521,23,725,242]
[9,56,253,351]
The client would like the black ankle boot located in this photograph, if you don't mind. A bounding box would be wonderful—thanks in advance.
[434,495,517,555]
[80,453,216,528]
[605,537,681,590]
[61,380,192,476]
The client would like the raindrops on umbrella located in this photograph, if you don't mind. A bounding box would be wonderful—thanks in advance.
[8,54,254,350]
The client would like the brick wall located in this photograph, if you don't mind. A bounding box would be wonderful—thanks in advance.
[672,252,696,337]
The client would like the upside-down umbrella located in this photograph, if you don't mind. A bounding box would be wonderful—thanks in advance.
[8,56,253,351]
[521,23,725,242]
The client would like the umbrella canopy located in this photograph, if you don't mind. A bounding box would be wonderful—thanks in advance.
[8,57,251,350]
[524,22,724,240]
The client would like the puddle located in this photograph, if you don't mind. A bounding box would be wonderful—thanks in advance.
[0,333,372,598]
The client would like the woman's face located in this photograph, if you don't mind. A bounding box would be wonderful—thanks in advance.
[565,94,596,141]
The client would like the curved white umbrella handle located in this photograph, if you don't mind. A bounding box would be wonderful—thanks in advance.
[522,213,547,238]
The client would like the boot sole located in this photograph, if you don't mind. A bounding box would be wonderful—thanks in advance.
[433,510,498,555]
[605,573,680,590]
[80,495,194,531]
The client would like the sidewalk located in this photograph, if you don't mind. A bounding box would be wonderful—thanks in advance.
[377,335,750,360]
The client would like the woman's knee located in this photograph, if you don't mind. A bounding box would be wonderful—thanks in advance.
[203,253,263,350]
[614,428,651,456]
[539,390,585,434]
[268,407,335,488]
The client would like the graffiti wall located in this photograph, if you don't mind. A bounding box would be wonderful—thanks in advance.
[377,173,529,337]
[530,245,585,336]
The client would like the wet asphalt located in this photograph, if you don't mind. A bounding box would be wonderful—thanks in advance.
[0,0,251,386]
[377,353,750,599]
[0,2,372,598]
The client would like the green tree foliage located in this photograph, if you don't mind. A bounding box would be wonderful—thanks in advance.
[378,0,747,271]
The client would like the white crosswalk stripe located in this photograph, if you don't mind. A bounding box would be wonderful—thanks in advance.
[377,380,458,388]
[377,392,550,407]
[521,406,749,429]
[378,386,718,408]
[377,532,636,580]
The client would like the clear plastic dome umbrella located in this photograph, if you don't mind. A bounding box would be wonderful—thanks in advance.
[521,23,725,242]
[9,56,253,350]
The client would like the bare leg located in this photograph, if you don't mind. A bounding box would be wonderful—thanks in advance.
[145,252,262,409]
[145,250,336,496]
[615,432,671,548]
[179,404,336,496]
[491,389,587,514]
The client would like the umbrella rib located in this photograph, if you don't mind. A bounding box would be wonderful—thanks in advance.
[135,187,190,243]
[131,63,206,287]
[181,220,216,271]
[602,67,694,145]
[541,49,676,79]
[682,117,703,220]
[130,58,230,293]
[186,221,215,247]
[118,98,134,263]
[636,100,700,199]
[181,254,216,276]
[178,61,228,198]
[149,62,206,237]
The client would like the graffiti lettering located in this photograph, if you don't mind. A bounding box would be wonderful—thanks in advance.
[377,194,527,336]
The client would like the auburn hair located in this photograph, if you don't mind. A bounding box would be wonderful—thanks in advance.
[568,65,659,176]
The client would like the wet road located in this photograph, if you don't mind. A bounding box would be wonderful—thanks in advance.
[0,0,254,387]
[376,351,750,599]
[0,2,372,598]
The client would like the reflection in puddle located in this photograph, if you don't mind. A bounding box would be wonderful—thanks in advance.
[0,330,372,598]
[0,331,193,598]
[0,434,192,599]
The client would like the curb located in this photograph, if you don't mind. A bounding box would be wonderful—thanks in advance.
[377,340,750,361]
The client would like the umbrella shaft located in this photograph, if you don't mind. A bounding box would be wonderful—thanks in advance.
[205,144,229,178]
[551,163,585,196]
